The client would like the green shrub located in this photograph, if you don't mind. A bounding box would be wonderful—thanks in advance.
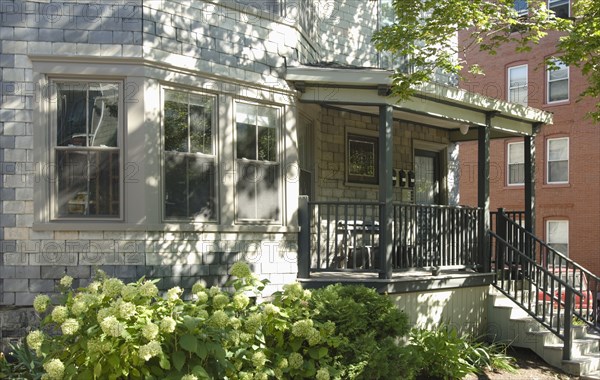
[27,264,341,380]
[310,284,417,379]
[409,325,516,380]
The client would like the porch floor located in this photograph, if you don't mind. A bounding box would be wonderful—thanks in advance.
[298,269,495,294]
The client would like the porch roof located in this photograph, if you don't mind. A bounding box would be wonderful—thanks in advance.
[286,65,553,140]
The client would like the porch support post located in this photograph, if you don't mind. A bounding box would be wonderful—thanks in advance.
[477,112,495,272]
[297,195,310,279]
[379,104,394,279]
[524,124,539,236]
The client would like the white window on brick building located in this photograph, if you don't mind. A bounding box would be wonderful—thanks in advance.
[508,65,528,106]
[235,102,281,222]
[52,80,122,218]
[547,60,569,103]
[548,0,569,18]
[547,137,569,184]
[162,89,217,221]
[547,220,569,256]
[507,141,524,186]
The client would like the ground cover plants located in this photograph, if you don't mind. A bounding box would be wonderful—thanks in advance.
[0,263,515,379]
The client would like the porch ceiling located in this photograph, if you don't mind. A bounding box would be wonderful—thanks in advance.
[286,66,553,140]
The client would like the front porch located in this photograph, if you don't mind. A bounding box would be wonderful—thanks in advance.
[288,65,552,287]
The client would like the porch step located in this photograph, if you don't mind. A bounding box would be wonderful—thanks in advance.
[488,290,600,377]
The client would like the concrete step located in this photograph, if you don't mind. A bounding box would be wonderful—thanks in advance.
[581,370,600,380]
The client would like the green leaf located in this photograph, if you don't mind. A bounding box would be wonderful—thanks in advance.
[192,365,210,379]
[183,316,200,331]
[196,344,208,360]
[180,334,198,353]
[94,362,102,378]
[159,355,171,370]
[172,351,186,372]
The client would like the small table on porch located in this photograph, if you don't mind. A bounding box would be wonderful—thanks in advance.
[336,220,379,269]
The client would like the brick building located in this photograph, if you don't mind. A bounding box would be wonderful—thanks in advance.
[457,2,600,276]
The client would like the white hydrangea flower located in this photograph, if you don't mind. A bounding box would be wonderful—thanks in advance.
[139,281,159,298]
[51,306,68,324]
[316,368,330,380]
[33,294,51,313]
[26,330,44,353]
[141,323,159,341]
[102,278,124,297]
[138,340,162,361]
[118,301,136,320]
[60,318,80,335]
[159,317,176,333]
[166,287,182,303]
[121,284,138,301]
[230,262,252,278]
[100,316,124,337]
[181,375,198,380]
[43,359,65,380]
[59,275,73,288]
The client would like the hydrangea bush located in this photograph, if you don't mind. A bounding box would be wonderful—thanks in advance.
[28,263,342,380]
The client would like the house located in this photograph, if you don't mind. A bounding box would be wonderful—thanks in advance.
[457,0,600,278]
[0,0,568,349]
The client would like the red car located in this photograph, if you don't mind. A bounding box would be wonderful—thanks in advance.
[535,268,594,317]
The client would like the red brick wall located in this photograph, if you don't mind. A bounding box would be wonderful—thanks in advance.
[457,26,600,276]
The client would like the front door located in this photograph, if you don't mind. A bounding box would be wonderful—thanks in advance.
[414,149,440,205]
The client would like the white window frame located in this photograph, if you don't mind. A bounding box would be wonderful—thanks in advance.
[161,87,218,223]
[546,220,569,256]
[49,78,124,221]
[548,0,569,18]
[546,137,569,184]
[507,141,525,186]
[547,60,569,103]
[508,64,528,106]
[234,101,282,224]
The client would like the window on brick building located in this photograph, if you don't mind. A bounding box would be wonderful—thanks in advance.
[347,134,379,185]
[507,141,525,185]
[53,80,121,218]
[547,60,569,103]
[547,220,569,256]
[163,89,217,221]
[235,102,281,222]
[548,0,569,18]
[547,137,569,184]
[514,0,528,16]
[508,65,528,106]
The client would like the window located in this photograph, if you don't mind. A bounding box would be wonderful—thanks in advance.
[514,0,528,16]
[163,89,217,221]
[508,65,528,106]
[507,141,525,185]
[547,137,569,184]
[547,60,569,103]
[53,80,121,218]
[235,102,280,222]
[548,0,569,18]
[547,220,568,256]
[347,134,379,185]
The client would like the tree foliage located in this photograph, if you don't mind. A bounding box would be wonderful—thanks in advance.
[373,0,600,120]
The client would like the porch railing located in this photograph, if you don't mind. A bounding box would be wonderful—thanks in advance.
[298,197,483,275]
[491,209,600,360]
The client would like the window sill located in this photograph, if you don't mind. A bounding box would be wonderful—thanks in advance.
[504,184,524,190]
[544,100,571,107]
[32,222,298,234]
[541,183,571,189]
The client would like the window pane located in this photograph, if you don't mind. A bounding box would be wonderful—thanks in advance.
[236,103,256,125]
[549,0,569,18]
[549,80,568,102]
[236,123,257,160]
[56,150,120,217]
[508,142,524,163]
[258,126,276,161]
[549,64,568,81]
[89,83,119,147]
[509,163,525,184]
[349,140,375,177]
[514,0,527,15]
[509,66,527,86]
[236,162,280,221]
[547,220,568,255]
[164,153,216,220]
[509,87,528,105]
[548,139,568,160]
[164,95,189,153]
[548,160,568,182]
[189,100,213,154]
